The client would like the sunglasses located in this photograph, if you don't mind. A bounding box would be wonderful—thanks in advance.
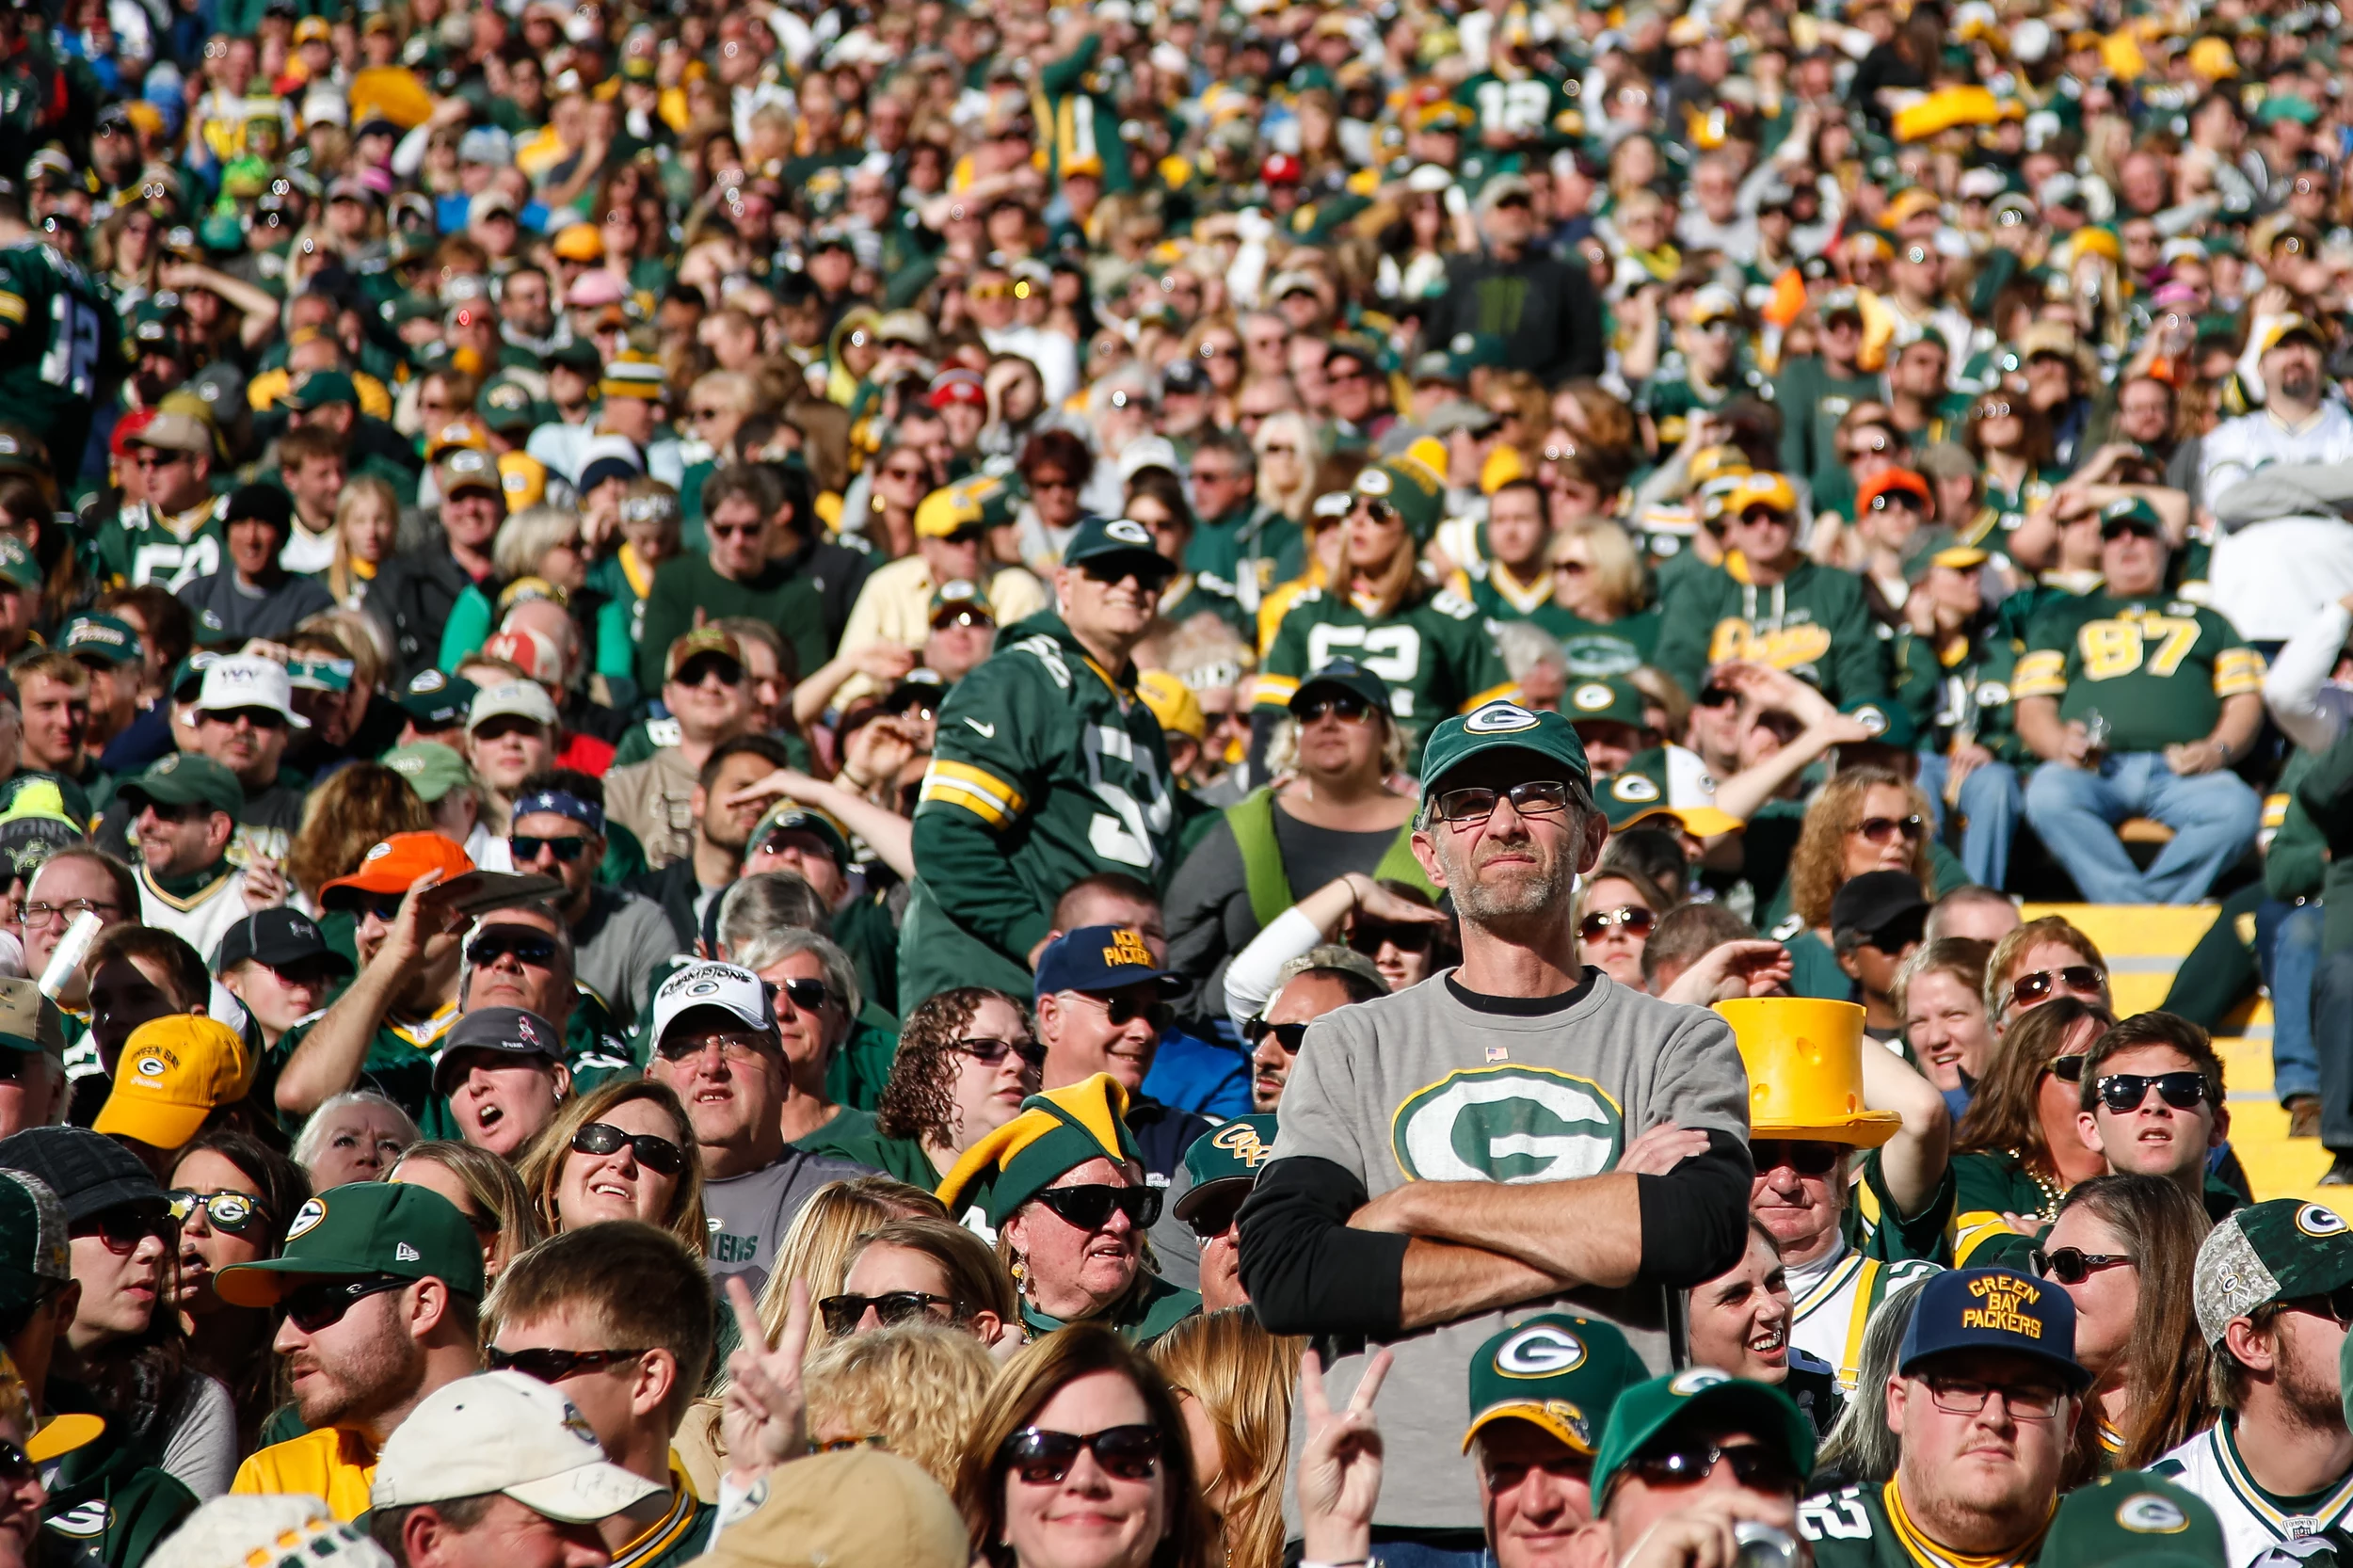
[2032,1247,2136,1285]
[282,1274,409,1333]
[1032,1184,1161,1231]
[2010,966,2105,1009]
[1977,401,2015,418]
[1296,692,1376,725]
[1853,815,1925,845]
[676,656,745,687]
[1579,906,1656,942]
[485,1345,648,1384]
[953,1035,1046,1067]
[817,1290,959,1335]
[1694,684,1738,709]
[0,1437,29,1489]
[570,1121,685,1176]
[73,1203,176,1253]
[1753,1139,1843,1176]
[1001,1425,1162,1485]
[1351,920,1435,955]
[2095,1071,2213,1114]
[1081,992,1172,1030]
[511,835,591,863]
[1242,1016,1309,1050]
[1432,780,1572,825]
[467,931,559,969]
[167,1190,267,1235]
[1621,1444,1801,1498]
[776,977,833,1013]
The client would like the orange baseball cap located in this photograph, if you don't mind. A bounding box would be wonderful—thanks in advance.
[92,1016,256,1151]
[317,832,474,908]
[1856,468,1932,512]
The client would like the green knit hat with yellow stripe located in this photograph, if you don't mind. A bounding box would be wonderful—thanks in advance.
[936,1074,1143,1226]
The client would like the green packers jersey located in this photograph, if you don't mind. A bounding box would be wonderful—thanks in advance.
[1960,468,2063,547]
[1774,359,1882,488]
[1801,1480,2046,1568]
[94,496,230,593]
[1950,1148,2060,1270]
[0,238,119,466]
[1451,71,1584,147]
[2012,592,2265,753]
[1528,604,1661,678]
[1256,584,1517,751]
[903,613,1177,1010]
[1893,625,2025,761]
[1652,557,1891,706]
[1635,354,1775,447]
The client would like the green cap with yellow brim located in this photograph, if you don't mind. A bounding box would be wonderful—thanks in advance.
[1590,1370,1816,1511]
[1462,1314,1650,1456]
[936,1075,1144,1227]
[215,1180,486,1306]
[1420,701,1592,797]
[2039,1472,2227,1568]
[750,802,851,869]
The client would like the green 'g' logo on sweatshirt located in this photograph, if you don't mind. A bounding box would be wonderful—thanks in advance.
[1392,1067,1625,1184]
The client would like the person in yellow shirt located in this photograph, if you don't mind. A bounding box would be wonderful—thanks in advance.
[220,1183,485,1520]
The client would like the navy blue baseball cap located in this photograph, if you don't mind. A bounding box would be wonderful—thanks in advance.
[1033,926,1184,1001]
[1899,1267,2089,1389]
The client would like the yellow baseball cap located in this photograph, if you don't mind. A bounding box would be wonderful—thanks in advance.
[1136,669,1206,741]
[499,451,551,510]
[92,1016,256,1152]
[1723,472,1799,516]
[552,223,603,263]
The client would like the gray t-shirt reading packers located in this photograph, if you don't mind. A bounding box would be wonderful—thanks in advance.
[1244,968,1751,1530]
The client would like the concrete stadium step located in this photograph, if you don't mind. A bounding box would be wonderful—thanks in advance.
[2018,905,2346,1210]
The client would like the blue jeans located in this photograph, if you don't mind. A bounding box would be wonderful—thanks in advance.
[2261,901,2326,1103]
[2023,751,2259,904]
[1916,750,2024,889]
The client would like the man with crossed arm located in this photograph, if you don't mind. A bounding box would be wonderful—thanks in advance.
[1239,700,1753,1555]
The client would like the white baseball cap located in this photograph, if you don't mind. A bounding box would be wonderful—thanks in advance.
[371,1371,664,1522]
[650,960,774,1050]
[194,656,311,729]
[467,680,559,732]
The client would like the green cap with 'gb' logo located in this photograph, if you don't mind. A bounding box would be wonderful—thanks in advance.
[1462,1313,1650,1455]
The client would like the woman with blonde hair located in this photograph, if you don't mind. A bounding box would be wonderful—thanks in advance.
[1146,1309,1304,1568]
[755,1176,946,1355]
[1896,937,1995,1101]
[829,1216,1018,1344]
[953,1323,1218,1568]
[327,475,399,610]
[1251,410,1320,525]
[803,1323,998,1488]
[387,1141,545,1285]
[1775,765,1939,999]
[284,762,433,910]
[1538,519,1657,673]
[516,1080,706,1256]
[1572,865,1669,990]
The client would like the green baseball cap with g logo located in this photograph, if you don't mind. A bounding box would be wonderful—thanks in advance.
[1420,701,1593,796]
[2196,1199,2353,1344]
[1563,678,1646,730]
[1462,1314,1649,1455]
[1590,1369,1816,1508]
[2039,1472,2225,1568]
[214,1181,486,1307]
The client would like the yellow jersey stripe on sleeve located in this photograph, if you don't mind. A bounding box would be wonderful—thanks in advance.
[0,294,25,326]
[2214,648,2268,696]
[920,776,1014,827]
[924,760,1027,818]
[1252,674,1300,710]
[2010,649,2068,698]
[1952,1212,2027,1268]
[1460,680,1523,713]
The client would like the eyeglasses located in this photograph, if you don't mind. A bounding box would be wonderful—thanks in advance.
[1028,473,1076,492]
[1579,906,1656,942]
[1351,920,1435,955]
[167,1190,267,1235]
[201,707,287,730]
[1694,684,1737,709]
[510,835,591,863]
[72,1204,175,1254]
[1242,1016,1309,1050]
[2095,1072,2213,1114]
[1077,990,1172,1030]
[1752,1139,1843,1176]
[2033,1247,2137,1284]
[1977,401,2015,419]
[282,1274,410,1333]
[1001,1425,1162,1485]
[953,1035,1046,1067]
[1621,1443,1801,1498]
[776,977,833,1014]
[1296,692,1376,725]
[1032,1184,1161,1231]
[1852,815,1925,845]
[2010,966,2106,1009]
[1551,558,1592,576]
[1433,780,1572,824]
[0,1437,30,1489]
[20,898,122,928]
[467,931,559,969]
[1919,1376,2065,1421]
[2292,1285,2353,1326]
[1353,496,1401,528]
[817,1291,961,1335]
[485,1345,648,1383]
[131,450,189,470]
[570,1121,685,1176]
[2047,1052,2089,1083]
[653,1030,777,1062]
